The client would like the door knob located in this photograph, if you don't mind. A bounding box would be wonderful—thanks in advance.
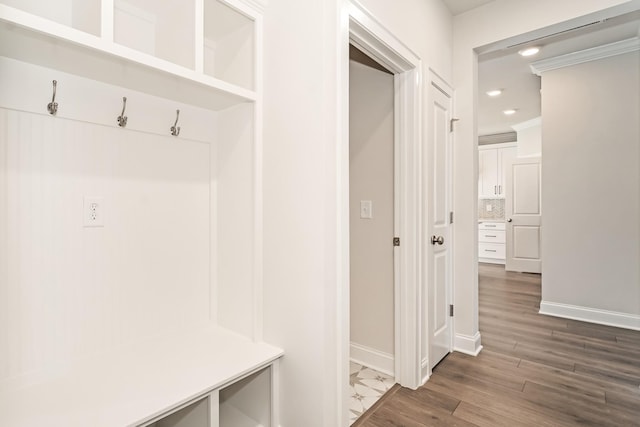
[507,218,513,222]
[431,235,444,245]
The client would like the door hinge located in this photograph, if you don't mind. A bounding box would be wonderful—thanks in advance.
[450,118,459,132]
[393,237,400,247]
[449,211,454,224]
[449,304,454,317]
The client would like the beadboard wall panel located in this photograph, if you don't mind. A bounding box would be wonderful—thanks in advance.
[0,108,212,389]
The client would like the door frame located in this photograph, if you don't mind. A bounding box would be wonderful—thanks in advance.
[346,1,423,390]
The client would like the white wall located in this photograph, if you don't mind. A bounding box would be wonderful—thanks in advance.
[349,60,394,369]
[261,0,452,425]
[262,1,341,424]
[451,0,639,350]
[540,51,640,322]
[512,117,541,158]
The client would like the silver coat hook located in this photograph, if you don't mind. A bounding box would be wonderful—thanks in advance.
[170,109,180,136]
[117,97,128,128]
[47,80,58,115]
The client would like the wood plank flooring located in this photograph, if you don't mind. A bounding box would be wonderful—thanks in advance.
[353,263,640,426]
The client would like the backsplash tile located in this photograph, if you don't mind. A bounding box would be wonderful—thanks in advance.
[479,198,505,220]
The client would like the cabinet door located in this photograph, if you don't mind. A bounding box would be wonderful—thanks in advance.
[478,148,499,197]
[498,147,517,196]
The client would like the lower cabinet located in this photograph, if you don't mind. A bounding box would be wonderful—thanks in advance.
[479,221,506,264]
[145,366,272,427]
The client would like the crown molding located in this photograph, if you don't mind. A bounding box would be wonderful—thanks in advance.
[530,37,640,76]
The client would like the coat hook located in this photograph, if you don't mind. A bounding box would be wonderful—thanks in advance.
[47,80,58,115]
[117,97,128,128]
[170,109,180,136]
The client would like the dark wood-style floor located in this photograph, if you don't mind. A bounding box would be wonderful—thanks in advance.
[353,263,640,426]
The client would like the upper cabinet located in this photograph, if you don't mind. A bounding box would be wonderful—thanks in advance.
[478,145,517,198]
[0,0,260,110]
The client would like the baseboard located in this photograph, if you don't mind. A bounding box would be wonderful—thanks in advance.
[350,342,394,376]
[479,258,505,265]
[540,301,640,331]
[454,332,483,356]
[421,357,429,386]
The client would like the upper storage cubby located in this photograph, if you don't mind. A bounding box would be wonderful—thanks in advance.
[0,0,260,109]
[0,0,101,35]
[204,0,255,90]
[114,0,195,70]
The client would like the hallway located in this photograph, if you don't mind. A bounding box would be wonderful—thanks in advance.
[353,263,640,426]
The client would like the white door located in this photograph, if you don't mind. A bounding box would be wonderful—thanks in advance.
[478,148,498,197]
[427,80,453,372]
[505,156,542,273]
[498,147,517,196]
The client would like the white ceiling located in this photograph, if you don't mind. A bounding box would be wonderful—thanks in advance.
[478,10,640,136]
[441,0,495,16]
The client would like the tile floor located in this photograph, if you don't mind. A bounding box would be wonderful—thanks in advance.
[349,361,395,425]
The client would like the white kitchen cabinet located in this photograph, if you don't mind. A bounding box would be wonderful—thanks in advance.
[479,221,506,264]
[0,1,282,426]
[478,144,516,197]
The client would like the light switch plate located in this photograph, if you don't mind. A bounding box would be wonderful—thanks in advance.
[360,200,373,219]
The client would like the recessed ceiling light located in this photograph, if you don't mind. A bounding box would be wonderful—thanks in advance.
[518,47,540,57]
[503,109,517,115]
[486,89,502,97]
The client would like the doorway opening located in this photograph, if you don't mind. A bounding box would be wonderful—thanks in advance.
[348,43,396,425]
[345,4,424,425]
[473,7,640,337]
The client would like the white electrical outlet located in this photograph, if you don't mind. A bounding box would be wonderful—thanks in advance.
[83,197,104,227]
[486,204,493,212]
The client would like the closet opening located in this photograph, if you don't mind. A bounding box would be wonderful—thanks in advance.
[348,43,396,425]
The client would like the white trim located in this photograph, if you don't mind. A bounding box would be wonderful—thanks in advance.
[252,11,264,343]
[531,37,640,76]
[540,301,640,331]
[350,343,395,377]
[421,357,429,385]
[454,332,483,356]
[348,1,420,72]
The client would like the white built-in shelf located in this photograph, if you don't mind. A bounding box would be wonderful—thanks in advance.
[0,325,283,427]
[204,0,255,90]
[0,0,259,111]
[0,1,274,426]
